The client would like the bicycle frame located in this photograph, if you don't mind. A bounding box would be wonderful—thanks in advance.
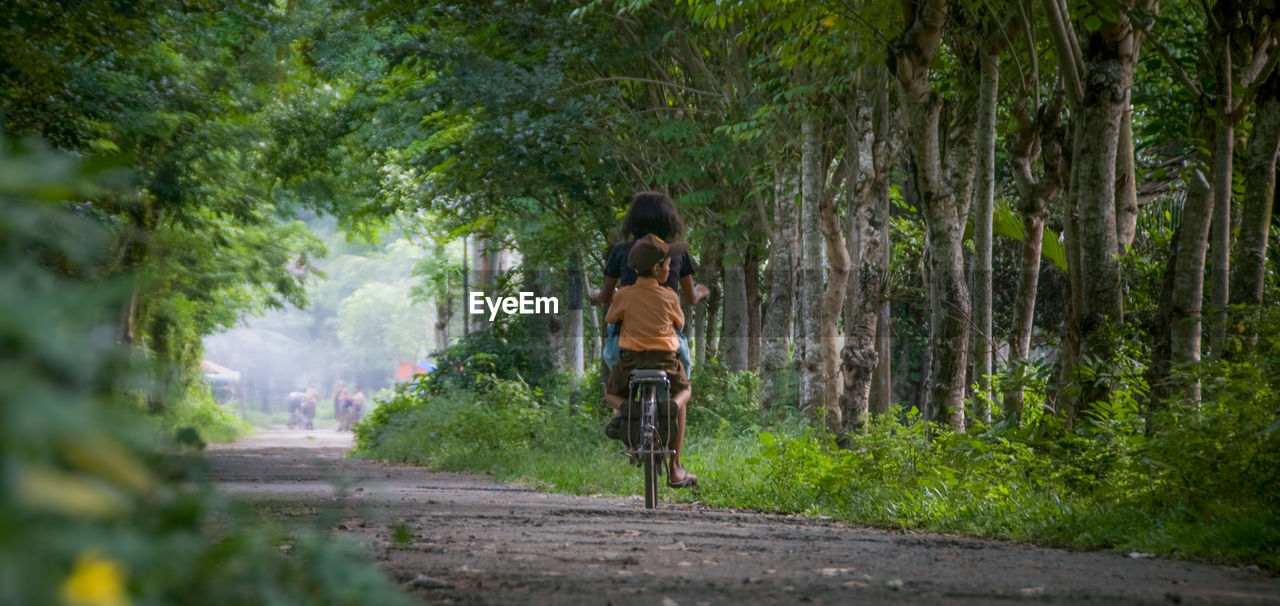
[625,369,676,509]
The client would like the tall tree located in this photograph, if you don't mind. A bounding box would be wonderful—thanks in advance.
[839,66,901,431]
[762,166,799,408]
[972,12,1020,423]
[1042,0,1150,415]
[1139,0,1278,359]
[797,115,827,420]
[1231,71,1280,340]
[1148,172,1213,405]
[890,0,970,431]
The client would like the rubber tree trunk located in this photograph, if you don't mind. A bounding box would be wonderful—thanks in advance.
[1148,172,1213,406]
[1055,117,1085,424]
[720,241,749,372]
[1208,32,1234,359]
[697,246,721,365]
[1074,36,1130,391]
[435,290,452,353]
[819,157,851,437]
[797,117,827,422]
[839,83,899,432]
[1041,0,1139,422]
[1005,94,1065,424]
[1231,73,1280,341]
[1115,106,1139,250]
[762,166,798,409]
[746,247,763,371]
[972,50,1000,424]
[872,303,892,415]
[890,0,968,431]
[567,255,584,375]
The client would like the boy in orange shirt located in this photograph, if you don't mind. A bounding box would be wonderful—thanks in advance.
[603,234,696,487]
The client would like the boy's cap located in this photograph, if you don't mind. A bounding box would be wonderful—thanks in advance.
[628,233,689,271]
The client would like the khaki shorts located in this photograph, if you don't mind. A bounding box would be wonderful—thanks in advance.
[605,349,691,400]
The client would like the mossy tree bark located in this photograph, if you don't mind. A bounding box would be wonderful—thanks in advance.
[890,0,969,431]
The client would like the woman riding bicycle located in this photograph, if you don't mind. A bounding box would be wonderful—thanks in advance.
[592,192,707,488]
[601,235,700,488]
[591,191,710,367]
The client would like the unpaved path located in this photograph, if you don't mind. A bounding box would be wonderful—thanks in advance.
[207,429,1280,605]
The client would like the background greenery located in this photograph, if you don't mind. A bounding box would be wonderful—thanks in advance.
[355,328,1280,569]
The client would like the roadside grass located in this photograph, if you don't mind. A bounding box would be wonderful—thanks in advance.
[163,385,251,443]
[353,367,1280,571]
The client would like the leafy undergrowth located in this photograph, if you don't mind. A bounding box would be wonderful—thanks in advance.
[355,358,1280,571]
[0,143,413,606]
[162,385,252,444]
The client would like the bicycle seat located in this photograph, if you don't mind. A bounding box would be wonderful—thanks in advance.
[629,369,669,382]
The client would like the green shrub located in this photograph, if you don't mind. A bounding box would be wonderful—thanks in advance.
[353,307,1280,569]
[162,383,250,444]
[0,140,411,606]
[421,316,557,394]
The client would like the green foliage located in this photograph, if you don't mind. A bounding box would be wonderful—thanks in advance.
[357,341,1280,569]
[992,200,1067,272]
[0,140,410,605]
[162,383,250,444]
[416,316,558,394]
[687,358,772,438]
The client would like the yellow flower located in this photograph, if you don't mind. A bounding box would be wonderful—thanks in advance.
[821,16,836,28]
[60,551,131,606]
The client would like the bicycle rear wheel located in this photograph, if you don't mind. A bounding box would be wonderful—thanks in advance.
[642,444,660,509]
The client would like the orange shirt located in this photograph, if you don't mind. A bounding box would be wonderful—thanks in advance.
[605,277,685,352]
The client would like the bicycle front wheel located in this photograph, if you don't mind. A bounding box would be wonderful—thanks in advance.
[642,446,660,509]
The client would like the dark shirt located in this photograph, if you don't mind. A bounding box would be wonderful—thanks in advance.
[604,240,697,292]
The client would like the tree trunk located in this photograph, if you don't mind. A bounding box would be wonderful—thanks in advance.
[839,78,899,432]
[1074,39,1129,380]
[762,166,798,408]
[567,256,585,375]
[745,246,763,371]
[972,50,999,424]
[1042,0,1140,420]
[797,117,826,422]
[1231,73,1280,340]
[819,161,851,437]
[1148,172,1213,406]
[890,0,967,431]
[698,246,721,365]
[1054,116,1085,424]
[435,290,452,353]
[872,301,892,415]
[720,242,749,372]
[1005,91,1065,423]
[1006,211,1046,422]
[1208,32,1234,358]
[1115,106,1139,250]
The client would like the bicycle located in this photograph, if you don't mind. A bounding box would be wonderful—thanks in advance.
[623,369,677,509]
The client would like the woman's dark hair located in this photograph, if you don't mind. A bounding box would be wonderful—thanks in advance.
[620,191,684,241]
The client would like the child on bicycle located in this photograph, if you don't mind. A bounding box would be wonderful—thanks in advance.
[603,234,696,488]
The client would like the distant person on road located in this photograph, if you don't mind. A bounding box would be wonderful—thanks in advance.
[602,234,696,488]
[345,389,366,430]
[589,191,709,373]
[287,391,305,429]
[302,386,318,430]
[332,382,348,429]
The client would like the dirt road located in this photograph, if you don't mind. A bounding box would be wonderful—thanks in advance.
[207,429,1280,605]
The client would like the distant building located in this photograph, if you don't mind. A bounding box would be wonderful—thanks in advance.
[201,360,241,404]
